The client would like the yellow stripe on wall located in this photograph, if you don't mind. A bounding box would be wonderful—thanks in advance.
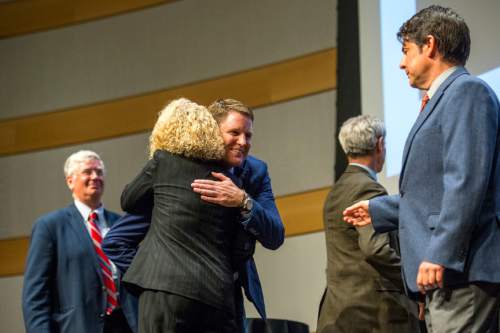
[0,0,178,39]
[0,237,29,277]
[0,48,336,157]
[276,188,329,236]
[0,187,329,277]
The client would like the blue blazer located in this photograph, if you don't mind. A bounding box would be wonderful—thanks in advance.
[370,67,500,294]
[22,204,138,333]
[103,155,285,318]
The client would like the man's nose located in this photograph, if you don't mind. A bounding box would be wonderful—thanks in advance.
[237,134,247,146]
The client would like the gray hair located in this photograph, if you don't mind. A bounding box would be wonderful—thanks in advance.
[338,115,386,156]
[64,150,105,177]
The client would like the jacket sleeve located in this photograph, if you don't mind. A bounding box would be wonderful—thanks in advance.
[120,153,158,215]
[240,163,284,250]
[356,185,403,289]
[102,214,151,274]
[357,225,403,289]
[370,194,400,233]
[22,219,55,333]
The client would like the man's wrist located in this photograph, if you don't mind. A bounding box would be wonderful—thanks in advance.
[239,191,253,212]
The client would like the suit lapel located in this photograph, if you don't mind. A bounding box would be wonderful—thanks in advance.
[66,204,104,284]
[233,159,249,189]
[104,209,117,227]
[399,67,469,187]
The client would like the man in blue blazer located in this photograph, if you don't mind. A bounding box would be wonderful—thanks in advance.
[103,99,285,332]
[344,6,500,332]
[22,150,137,333]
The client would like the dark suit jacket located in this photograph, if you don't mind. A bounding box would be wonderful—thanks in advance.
[317,165,417,333]
[370,67,500,294]
[103,154,284,319]
[121,150,240,313]
[22,204,138,333]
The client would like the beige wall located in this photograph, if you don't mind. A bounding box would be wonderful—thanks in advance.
[0,0,336,119]
[245,232,327,327]
[0,0,337,332]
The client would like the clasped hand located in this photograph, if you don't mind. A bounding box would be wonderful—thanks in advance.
[191,172,245,207]
[343,200,372,226]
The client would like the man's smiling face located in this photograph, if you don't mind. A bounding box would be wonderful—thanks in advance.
[218,111,253,167]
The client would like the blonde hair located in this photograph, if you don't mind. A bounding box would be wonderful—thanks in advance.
[149,98,225,160]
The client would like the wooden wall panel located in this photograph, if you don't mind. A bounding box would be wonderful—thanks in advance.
[0,0,177,38]
[0,48,336,157]
[0,237,29,277]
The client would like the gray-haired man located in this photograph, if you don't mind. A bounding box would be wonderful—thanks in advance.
[22,150,137,333]
[317,115,419,333]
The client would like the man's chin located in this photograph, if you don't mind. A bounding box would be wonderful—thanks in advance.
[226,155,245,167]
[87,189,103,197]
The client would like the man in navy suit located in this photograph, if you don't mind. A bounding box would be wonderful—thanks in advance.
[22,150,137,333]
[344,6,500,332]
[102,99,285,332]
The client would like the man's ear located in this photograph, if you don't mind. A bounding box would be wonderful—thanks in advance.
[376,136,385,152]
[423,35,438,58]
[66,176,74,191]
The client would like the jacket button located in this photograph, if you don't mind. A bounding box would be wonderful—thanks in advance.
[458,249,467,261]
[99,313,105,318]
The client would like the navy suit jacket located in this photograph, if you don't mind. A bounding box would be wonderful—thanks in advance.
[370,67,500,294]
[22,204,138,333]
[103,155,284,318]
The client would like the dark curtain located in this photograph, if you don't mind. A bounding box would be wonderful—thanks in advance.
[335,0,361,180]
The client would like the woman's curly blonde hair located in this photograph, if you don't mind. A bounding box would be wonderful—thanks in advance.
[149,98,225,160]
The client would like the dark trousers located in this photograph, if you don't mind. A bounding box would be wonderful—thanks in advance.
[425,282,500,333]
[138,290,237,333]
[104,308,134,333]
[234,282,246,333]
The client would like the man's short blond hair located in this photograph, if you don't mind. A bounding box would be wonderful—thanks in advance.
[149,98,225,160]
[207,98,254,123]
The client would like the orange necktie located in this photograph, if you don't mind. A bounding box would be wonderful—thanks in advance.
[420,94,430,112]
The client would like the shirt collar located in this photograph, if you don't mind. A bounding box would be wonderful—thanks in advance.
[349,163,377,181]
[74,199,104,223]
[427,66,458,99]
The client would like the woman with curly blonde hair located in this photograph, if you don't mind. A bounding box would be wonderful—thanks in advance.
[148,98,225,160]
[121,98,239,332]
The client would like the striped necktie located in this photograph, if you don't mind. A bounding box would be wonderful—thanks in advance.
[87,211,118,315]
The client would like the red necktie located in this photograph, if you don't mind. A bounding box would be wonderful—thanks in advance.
[87,212,118,315]
[420,93,430,112]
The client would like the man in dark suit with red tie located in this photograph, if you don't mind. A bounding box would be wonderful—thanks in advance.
[22,150,137,333]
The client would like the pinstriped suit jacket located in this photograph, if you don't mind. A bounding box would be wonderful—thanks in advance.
[121,150,239,313]
[103,154,284,320]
